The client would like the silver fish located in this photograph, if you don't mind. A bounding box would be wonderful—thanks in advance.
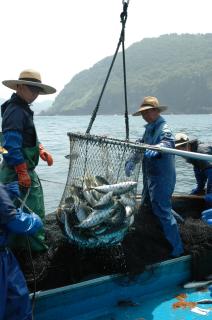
[77,203,118,229]
[125,214,134,227]
[82,189,98,207]
[125,205,134,217]
[106,203,126,226]
[83,174,102,202]
[64,212,96,246]
[119,194,136,208]
[76,204,91,222]
[94,175,109,186]
[93,191,114,209]
[197,299,212,304]
[69,185,84,202]
[90,181,137,195]
[183,280,212,289]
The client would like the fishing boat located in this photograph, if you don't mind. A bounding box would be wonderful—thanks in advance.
[26,190,211,320]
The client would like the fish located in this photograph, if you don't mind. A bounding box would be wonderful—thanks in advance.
[82,189,98,207]
[76,204,91,222]
[60,173,138,248]
[82,174,101,205]
[77,203,118,229]
[183,280,212,289]
[93,191,114,209]
[89,181,137,195]
[105,203,126,226]
[94,175,109,186]
[69,185,85,202]
[125,205,134,217]
[64,212,96,246]
[124,214,134,227]
[119,194,136,208]
[197,299,212,304]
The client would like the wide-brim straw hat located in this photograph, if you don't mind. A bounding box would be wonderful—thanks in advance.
[132,96,167,116]
[2,69,56,95]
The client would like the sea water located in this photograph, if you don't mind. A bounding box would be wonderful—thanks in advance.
[33,114,212,214]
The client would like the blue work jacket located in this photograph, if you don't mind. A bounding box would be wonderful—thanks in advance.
[141,115,176,202]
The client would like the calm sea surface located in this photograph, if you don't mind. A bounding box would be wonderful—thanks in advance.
[33,114,212,213]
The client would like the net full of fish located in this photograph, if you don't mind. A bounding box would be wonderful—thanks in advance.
[57,174,137,248]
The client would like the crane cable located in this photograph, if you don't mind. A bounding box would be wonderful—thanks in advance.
[86,0,130,140]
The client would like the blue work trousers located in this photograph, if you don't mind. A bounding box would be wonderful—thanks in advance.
[0,249,32,320]
[146,176,184,257]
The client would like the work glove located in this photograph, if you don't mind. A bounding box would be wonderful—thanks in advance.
[39,144,53,166]
[5,181,20,199]
[144,149,160,159]
[125,160,135,177]
[7,208,43,235]
[201,208,212,225]
[15,163,31,188]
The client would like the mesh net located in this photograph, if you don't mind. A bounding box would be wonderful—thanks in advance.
[56,132,142,249]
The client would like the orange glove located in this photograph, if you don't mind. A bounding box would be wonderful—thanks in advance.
[39,144,53,166]
[15,162,31,188]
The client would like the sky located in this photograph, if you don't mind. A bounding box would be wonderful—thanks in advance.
[0,0,212,102]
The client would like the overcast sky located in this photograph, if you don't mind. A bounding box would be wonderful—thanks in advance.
[1,0,211,101]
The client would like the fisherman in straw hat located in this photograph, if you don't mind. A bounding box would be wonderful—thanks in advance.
[125,96,184,257]
[0,69,56,252]
[175,132,212,207]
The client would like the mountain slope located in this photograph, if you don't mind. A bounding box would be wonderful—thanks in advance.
[43,33,212,115]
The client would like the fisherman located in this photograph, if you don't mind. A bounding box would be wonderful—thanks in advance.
[0,69,56,252]
[125,96,184,257]
[0,181,43,320]
[175,132,212,207]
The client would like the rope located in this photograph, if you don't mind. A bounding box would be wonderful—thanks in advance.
[86,0,130,138]
[16,188,37,317]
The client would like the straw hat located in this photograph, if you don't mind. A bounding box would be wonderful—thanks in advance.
[132,96,167,116]
[2,69,56,95]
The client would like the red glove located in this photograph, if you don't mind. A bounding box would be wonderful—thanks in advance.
[39,144,53,166]
[15,163,31,188]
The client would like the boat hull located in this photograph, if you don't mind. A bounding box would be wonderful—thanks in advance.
[34,256,191,320]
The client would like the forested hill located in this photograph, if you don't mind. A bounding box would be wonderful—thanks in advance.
[42,34,212,115]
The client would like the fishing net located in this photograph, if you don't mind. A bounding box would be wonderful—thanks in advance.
[56,132,142,249]
[13,195,212,292]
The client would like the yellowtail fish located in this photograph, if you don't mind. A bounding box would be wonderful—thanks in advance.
[76,204,91,222]
[93,191,114,209]
[119,194,136,208]
[77,203,118,229]
[89,181,137,195]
